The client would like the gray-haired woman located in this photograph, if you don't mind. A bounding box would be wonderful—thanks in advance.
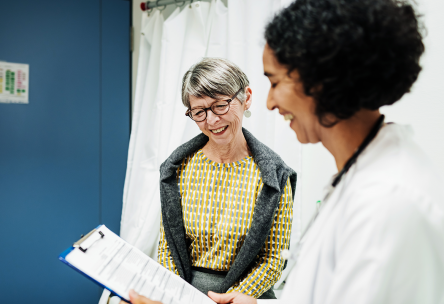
[122,58,296,303]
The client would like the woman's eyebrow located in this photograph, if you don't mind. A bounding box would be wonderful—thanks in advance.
[190,106,205,110]
[190,98,227,110]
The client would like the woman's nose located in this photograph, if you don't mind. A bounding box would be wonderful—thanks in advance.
[206,110,220,124]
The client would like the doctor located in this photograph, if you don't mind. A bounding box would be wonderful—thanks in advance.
[125,0,444,303]
[207,0,444,303]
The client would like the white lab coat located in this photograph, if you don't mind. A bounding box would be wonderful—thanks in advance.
[259,124,444,304]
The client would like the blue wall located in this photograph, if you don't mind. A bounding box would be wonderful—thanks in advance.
[0,1,130,303]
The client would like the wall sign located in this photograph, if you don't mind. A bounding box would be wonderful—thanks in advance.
[0,61,29,104]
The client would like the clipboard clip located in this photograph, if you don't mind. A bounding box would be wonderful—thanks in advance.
[73,229,105,253]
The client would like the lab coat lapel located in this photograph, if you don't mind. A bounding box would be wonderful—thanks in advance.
[299,181,343,261]
[284,177,345,302]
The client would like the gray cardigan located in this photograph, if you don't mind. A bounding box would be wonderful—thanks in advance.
[159,128,297,293]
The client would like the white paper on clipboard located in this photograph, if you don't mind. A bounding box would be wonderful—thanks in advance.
[60,225,215,304]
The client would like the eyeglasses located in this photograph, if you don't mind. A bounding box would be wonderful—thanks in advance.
[185,88,243,122]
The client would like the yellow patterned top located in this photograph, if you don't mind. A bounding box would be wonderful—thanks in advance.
[158,149,293,298]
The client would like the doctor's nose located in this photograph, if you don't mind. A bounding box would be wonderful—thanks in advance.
[267,90,277,111]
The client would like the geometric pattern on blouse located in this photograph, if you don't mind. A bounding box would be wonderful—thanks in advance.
[158,149,293,298]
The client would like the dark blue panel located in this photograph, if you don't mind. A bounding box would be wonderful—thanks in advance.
[0,0,130,303]
[0,0,101,302]
[101,0,131,235]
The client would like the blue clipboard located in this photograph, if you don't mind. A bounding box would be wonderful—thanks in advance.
[58,225,129,302]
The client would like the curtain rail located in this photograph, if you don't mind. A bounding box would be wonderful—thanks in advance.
[140,0,193,11]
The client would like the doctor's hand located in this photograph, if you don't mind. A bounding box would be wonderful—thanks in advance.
[208,291,257,304]
[119,290,162,304]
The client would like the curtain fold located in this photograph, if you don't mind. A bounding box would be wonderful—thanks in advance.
[121,0,300,288]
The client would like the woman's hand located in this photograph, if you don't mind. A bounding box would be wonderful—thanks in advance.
[208,291,257,304]
[119,290,162,304]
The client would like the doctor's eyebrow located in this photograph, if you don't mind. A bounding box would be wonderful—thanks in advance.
[264,72,274,77]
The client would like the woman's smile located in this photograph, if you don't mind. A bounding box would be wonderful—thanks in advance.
[210,125,228,135]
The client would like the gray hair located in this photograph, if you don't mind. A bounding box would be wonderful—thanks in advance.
[181,57,250,108]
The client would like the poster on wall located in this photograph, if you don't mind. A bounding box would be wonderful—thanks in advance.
[0,61,29,104]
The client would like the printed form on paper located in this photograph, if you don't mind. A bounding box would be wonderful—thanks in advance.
[63,225,215,304]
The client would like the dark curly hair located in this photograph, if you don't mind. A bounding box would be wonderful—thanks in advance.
[265,0,425,126]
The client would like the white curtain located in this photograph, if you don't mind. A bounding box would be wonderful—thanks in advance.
[122,0,300,289]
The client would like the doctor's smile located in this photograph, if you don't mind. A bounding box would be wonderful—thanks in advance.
[283,113,294,122]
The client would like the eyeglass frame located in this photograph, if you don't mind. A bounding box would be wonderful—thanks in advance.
[185,88,243,122]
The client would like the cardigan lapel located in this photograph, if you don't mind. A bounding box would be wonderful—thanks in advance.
[159,132,209,282]
[219,128,288,291]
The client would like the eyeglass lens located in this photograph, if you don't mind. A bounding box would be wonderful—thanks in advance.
[190,100,230,121]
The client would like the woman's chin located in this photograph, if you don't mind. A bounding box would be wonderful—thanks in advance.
[209,135,230,146]
[209,132,233,146]
[207,127,233,143]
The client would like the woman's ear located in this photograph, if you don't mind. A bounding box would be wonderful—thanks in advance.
[244,86,253,110]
